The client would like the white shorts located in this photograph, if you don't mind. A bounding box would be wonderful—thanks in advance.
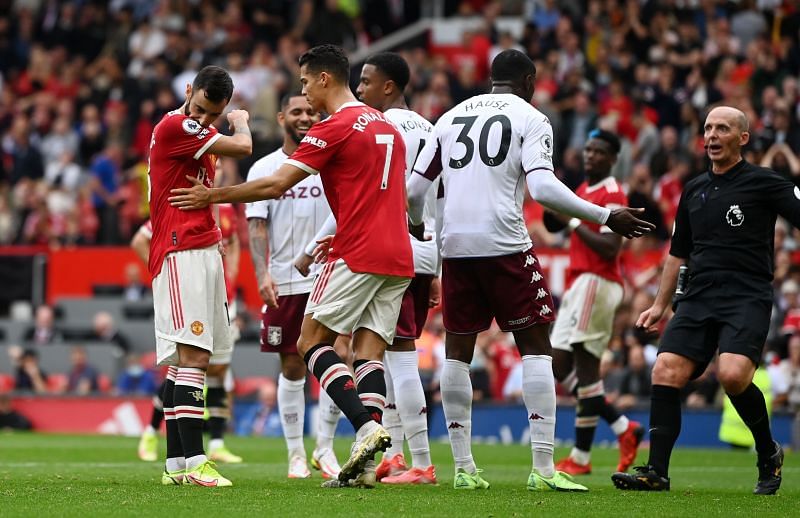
[551,273,623,359]
[305,258,411,345]
[152,245,233,366]
[210,299,238,365]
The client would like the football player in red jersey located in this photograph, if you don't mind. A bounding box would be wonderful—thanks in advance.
[170,45,413,488]
[148,65,251,488]
[546,129,644,476]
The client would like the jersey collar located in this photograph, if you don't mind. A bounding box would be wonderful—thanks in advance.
[708,158,747,181]
[584,176,617,193]
[336,101,365,112]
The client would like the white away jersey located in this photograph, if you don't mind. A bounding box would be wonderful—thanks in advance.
[245,148,331,295]
[385,108,438,275]
[413,93,554,258]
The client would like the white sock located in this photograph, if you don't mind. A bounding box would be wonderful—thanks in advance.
[569,447,591,465]
[441,359,475,474]
[522,355,556,478]
[185,454,207,471]
[208,438,225,451]
[356,419,379,441]
[386,350,431,467]
[382,360,404,457]
[316,380,341,451]
[611,415,630,436]
[278,373,306,456]
[166,456,185,472]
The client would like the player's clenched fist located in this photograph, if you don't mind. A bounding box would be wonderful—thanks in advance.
[227,109,249,126]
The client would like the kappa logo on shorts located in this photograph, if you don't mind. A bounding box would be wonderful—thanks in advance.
[524,255,536,266]
[536,288,548,300]
[531,271,543,283]
[539,305,552,316]
[267,326,282,346]
[191,321,204,336]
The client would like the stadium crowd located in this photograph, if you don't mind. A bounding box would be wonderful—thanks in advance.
[1,0,800,430]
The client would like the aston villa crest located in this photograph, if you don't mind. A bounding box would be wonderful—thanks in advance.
[267,326,282,346]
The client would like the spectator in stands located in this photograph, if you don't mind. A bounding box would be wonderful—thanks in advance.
[92,311,130,354]
[0,393,32,430]
[237,377,282,437]
[608,344,651,411]
[66,345,100,395]
[23,304,62,345]
[14,348,48,394]
[123,262,148,301]
[116,353,159,396]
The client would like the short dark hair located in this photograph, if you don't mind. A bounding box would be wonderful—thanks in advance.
[192,65,234,103]
[299,44,349,84]
[490,49,536,83]
[365,52,410,91]
[280,90,305,110]
[587,128,621,155]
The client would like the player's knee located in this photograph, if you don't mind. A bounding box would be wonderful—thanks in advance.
[651,357,689,387]
[717,366,751,395]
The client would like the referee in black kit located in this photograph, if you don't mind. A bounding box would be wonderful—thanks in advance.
[611,106,790,495]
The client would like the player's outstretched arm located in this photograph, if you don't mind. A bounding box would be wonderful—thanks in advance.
[526,170,654,239]
[169,163,310,209]
[206,109,253,159]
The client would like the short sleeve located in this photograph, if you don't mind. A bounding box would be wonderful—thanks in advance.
[521,113,555,175]
[669,190,692,259]
[161,115,222,160]
[412,123,443,181]
[285,120,347,176]
[761,169,800,228]
[244,161,271,220]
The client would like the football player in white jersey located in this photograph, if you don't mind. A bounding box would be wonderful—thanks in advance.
[246,93,345,479]
[295,52,439,486]
[407,49,653,492]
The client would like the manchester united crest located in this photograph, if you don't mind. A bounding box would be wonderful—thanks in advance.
[191,321,204,336]
[267,326,282,346]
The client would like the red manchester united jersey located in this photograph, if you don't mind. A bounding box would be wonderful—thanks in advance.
[567,176,627,287]
[147,110,222,277]
[285,102,414,277]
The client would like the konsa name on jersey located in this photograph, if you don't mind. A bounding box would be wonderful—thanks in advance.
[301,135,327,148]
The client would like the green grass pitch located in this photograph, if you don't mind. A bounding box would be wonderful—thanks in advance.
[0,433,796,517]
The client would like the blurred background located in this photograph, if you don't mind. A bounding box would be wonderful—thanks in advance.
[0,0,798,448]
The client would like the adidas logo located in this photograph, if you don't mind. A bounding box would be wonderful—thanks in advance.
[419,407,427,415]
[529,413,544,420]
[448,421,464,429]
[343,379,356,391]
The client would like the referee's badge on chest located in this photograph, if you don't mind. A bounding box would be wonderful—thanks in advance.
[267,326,283,346]
[726,204,744,227]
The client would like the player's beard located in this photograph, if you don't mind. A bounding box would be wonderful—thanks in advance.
[287,126,307,145]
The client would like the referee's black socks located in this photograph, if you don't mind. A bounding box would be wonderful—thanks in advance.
[727,383,777,460]
[648,385,681,477]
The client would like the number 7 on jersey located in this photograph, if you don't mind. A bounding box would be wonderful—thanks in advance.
[375,133,394,190]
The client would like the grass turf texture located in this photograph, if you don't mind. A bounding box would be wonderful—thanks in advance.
[0,434,796,517]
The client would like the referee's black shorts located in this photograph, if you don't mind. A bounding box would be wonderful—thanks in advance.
[658,272,772,379]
